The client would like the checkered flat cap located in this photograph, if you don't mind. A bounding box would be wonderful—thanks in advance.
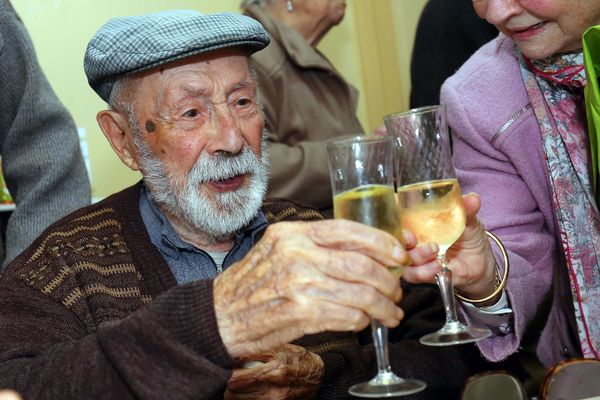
[84,9,269,102]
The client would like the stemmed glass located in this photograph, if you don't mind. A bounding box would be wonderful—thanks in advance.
[384,105,491,346]
[326,135,426,398]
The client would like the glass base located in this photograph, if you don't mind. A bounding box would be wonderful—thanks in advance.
[420,321,491,346]
[349,372,426,398]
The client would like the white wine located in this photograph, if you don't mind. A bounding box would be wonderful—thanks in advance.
[396,179,465,255]
[334,185,403,278]
[334,184,398,234]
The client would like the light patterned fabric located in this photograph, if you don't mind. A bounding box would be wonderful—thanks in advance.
[84,10,270,102]
[519,50,600,359]
[527,54,586,88]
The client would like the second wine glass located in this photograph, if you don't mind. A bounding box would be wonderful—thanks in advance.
[384,105,491,346]
[326,135,426,397]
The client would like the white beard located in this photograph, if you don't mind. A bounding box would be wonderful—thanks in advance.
[136,135,269,243]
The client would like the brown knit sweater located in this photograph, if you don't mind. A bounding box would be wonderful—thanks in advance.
[0,183,491,399]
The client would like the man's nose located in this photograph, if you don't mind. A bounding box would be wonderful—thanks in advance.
[483,0,522,26]
[205,104,245,155]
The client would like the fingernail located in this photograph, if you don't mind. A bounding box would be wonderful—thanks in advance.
[392,246,405,261]
[421,242,439,255]
[396,307,404,320]
[401,229,416,247]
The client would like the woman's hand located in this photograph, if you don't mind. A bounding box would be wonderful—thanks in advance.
[402,193,498,305]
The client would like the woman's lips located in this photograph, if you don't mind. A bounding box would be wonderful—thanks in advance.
[511,22,547,40]
[207,174,246,192]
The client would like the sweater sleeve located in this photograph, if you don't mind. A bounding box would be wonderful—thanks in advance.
[441,71,557,363]
[0,2,90,266]
[0,276,234,400]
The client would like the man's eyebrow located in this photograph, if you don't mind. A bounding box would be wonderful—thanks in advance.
[231,78,256,91]
[181,86,209,97]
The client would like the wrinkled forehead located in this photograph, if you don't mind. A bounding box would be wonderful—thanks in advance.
[131,49,255,107]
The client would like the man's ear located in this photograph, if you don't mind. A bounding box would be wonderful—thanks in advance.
[97,110,140,171]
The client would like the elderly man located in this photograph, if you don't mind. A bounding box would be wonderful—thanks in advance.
[0,9,490,400]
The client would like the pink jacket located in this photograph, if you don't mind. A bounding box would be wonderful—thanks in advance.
[441,34,582,367]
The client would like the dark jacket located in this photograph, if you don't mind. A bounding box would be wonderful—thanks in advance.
[410,0,497,108]
[0,183,491,399]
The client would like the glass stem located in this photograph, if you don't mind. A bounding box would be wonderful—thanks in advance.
[371,320,393,375]
[436,254,460,326]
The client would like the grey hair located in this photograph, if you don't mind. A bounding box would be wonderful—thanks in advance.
[107,75,143,139]
[108,76,132,111]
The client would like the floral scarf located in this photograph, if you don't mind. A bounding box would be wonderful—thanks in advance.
[519,49,600,359]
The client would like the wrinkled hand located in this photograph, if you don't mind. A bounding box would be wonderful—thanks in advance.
[225,344,323,399]
[0,390,22,400]
[402,193,498,303]
[214,219,408,358]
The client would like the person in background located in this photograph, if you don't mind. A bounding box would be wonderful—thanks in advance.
[409,0,497,108]
[403,0,600,394]
[0,0,90,268]
[240,0,362,216]
[0,9,490,400]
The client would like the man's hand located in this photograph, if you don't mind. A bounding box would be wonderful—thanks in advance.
[224,344,323,399]
[0,391,21,400]
[214,219,408,358]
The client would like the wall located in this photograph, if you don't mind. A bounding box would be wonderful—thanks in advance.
[391,1,429,116]
[11,0,426,199]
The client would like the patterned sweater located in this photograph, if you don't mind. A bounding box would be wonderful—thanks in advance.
[0,183,491,399]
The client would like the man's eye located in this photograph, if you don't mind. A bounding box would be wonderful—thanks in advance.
[183,109,199,118]
[236,98,253,107]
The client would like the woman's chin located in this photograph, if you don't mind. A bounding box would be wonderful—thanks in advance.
[515,35,583,60]
[518,42,562,60]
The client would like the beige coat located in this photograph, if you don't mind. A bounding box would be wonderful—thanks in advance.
[245,5,363,214]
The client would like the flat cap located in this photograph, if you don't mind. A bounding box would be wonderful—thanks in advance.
[84,9,270,102]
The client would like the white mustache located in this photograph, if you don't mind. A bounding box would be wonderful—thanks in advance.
[188,146,262,184]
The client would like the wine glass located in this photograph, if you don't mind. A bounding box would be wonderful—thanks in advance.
[384,105,491,346]
[326,135,426,398]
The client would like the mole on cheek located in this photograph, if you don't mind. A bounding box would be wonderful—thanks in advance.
[145,120,156,133]
[160,148,166,155]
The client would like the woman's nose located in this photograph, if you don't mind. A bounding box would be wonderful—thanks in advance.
[481,0,523,27]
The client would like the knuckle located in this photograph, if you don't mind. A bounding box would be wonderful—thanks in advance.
[348,309,368,327]
[361,286,379,307]
[349,254,374,276]
[288,283,313,301]
[355,254,375,272]
[263,224,279,240]
[265,221,291,238]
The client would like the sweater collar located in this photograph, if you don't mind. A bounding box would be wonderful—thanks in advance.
[139,183,268,257]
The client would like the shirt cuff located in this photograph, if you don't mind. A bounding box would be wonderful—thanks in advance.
[461,290,514,335]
